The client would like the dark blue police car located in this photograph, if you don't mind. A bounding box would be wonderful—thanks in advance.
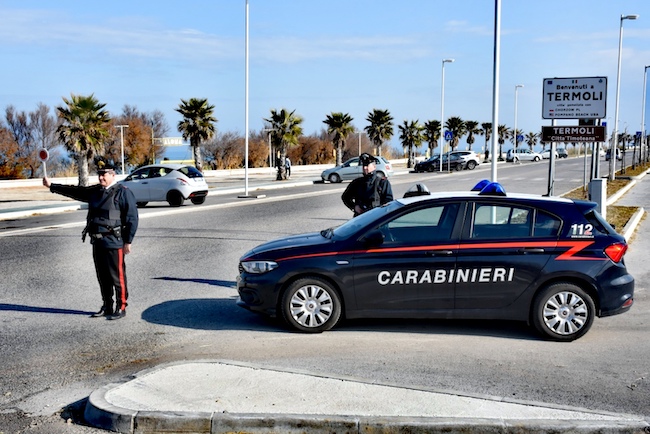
[236,181,634,341]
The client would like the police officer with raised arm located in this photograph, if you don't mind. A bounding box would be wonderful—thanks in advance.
[43,158,139,320]
[341,153,394,217]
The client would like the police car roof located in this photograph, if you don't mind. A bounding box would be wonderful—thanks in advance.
[397,181,573,206]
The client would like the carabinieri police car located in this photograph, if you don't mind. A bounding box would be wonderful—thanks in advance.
[236,181,634,341]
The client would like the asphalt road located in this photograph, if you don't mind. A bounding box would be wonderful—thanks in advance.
[1,158,648,433]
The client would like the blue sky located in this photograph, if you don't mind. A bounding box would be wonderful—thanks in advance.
[1,0,649,152]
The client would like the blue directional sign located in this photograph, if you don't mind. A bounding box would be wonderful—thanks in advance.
[517,134,524,143]
[444,131,453,141]
[636,131,642,138]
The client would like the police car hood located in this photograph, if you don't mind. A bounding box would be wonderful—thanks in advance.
[243,232,332,259]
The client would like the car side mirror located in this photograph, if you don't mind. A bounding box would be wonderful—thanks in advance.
[362,229,385,247]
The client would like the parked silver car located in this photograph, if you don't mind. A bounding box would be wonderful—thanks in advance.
[120,164,208,207]
[506,148,542,162]
[321,156,393,183]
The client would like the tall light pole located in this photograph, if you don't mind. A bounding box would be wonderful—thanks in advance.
[439,58,454,172]
[611,13,639,180]
[243,0,250,196]
[116,124,128,174]
[642,65,650,162]
[490,0,502,182]
[513,84,523,160]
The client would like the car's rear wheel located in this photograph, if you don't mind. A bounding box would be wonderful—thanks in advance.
[329,173,341,183]
[166,190,184,207]
[191,196,206,205]
[136,202,148,208]
[281,277,342,333]
[466,161,477,170]
[533,156,541,162]
[531,283,595,342]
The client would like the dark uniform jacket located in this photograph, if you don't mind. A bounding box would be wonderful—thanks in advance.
[341,172,394,216]
[50,183,138,249]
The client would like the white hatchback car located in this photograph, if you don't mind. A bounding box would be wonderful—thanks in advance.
[120,164,209,207]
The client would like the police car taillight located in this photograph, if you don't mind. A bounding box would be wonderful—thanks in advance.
[177,177,189,185]
[604,242,627,263]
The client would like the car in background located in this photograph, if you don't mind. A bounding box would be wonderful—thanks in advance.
[540,149,558,159]
[413,155,440,172]
[414,153,465,172]
[557,148,569,158]
[120,164,209,207]
[506,148,542,162]
[449,150,481,170]
[605,148,622,161]
[321,156,393,183]
[236,180,634,341]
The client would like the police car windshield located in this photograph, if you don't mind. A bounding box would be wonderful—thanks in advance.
[331,201,403,238]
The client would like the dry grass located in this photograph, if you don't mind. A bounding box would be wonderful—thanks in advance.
[562,162,650,230]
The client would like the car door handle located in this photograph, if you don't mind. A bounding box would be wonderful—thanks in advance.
[519,248,545,253]
[426,250,454,256]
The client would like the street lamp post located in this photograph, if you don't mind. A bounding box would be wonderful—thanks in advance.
[513,84,523,162]
[642,66,650,163]
[439,58,455,172]
[116,124,128,174]
[611,13,639,180]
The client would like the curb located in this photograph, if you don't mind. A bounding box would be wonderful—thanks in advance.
[83,361,650,434]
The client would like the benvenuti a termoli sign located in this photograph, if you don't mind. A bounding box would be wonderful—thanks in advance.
[542,77,607,119]
[541,126,606,143]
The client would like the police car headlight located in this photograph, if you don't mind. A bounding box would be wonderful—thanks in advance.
[241,261,278,274]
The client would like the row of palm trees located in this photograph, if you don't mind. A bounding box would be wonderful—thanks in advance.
[318,111,546,169]
[54,94,216,185]
[58,92,623,185]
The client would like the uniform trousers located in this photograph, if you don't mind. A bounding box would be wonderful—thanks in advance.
[92,244,128,312]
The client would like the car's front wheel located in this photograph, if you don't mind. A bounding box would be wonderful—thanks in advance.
[531,283,595,342]
[166,190,184,207]
[329,173,341,183]
[533,156,541,162]
[281,277,342,333]
[466,161,477,170]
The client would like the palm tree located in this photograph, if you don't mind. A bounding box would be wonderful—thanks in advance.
[398,120,423,168]
[497,124,509,161]
[525,132,539,152]
[176,98,217,172]
[538,129,548,152]
[56,94,111,186]
[323,112,354,166]
[423,120,441,158]
[264,109,303,180]
[364,109,394,156]
[465,120,480,152]
[481,122,492,161]
[444,116,467,151]
[511,128,525,152]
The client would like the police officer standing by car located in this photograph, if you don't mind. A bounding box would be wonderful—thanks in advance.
[341,153,394,216]
[43,159,139,320]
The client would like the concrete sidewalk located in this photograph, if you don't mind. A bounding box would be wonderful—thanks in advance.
[84,360,648,434]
